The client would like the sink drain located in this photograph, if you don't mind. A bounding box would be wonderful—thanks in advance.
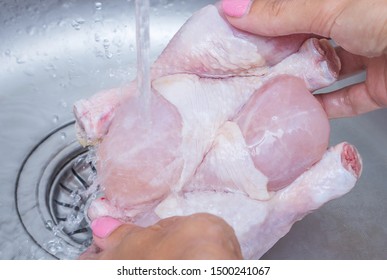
[15,121,99,259]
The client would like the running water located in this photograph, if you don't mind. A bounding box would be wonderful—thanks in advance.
[135,0,151,119]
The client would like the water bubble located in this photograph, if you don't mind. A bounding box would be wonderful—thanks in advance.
[95,2,102,10]
[52,115,59,124]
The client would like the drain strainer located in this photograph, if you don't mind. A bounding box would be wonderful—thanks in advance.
[15,121,98,259]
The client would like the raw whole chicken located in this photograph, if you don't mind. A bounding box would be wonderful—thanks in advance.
[73,4,362,259]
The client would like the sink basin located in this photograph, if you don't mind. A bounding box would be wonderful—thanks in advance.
[1,0,386,259]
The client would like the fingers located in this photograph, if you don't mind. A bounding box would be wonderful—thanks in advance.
[82,214,243,260]
[316,54,387,118]
[221,0,387,57]
[221,0,344,37]
[315,82,381,118]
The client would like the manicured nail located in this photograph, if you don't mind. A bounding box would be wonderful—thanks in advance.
[91,216,123,238]
[222,0,252,18]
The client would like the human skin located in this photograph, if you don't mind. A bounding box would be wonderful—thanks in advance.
[222,0,387,118]
[79,213,243,260]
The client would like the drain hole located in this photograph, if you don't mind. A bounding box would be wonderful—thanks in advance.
[16,122,98,259]
[48,153,96,246]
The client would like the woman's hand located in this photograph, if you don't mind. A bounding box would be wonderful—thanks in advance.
[80,213,243,260]
[222,0,387,118]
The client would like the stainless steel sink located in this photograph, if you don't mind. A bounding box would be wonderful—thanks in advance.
[1,0,386,259]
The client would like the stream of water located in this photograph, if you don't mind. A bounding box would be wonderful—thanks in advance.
[135,0,151,120]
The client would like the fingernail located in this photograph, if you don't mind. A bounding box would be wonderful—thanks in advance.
[222,0,252,18]
[91,216,123,238]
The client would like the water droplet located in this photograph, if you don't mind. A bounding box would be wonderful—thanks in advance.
[52,115,59,123]
[94,33,101,42]
[71,21,80,30]
[60,132,67,140]
[272,116,278,121]
[45,63,56,71]
[45,220,54,229]
[71,18,85,30]
[83,239,92,247]
[113,37,123,47]
[23,69,34,76]
[26,25,37,36]
[105,51,113,59]
[16,56,27,64]
[4,49,11,56]
[103,39,110,49]
[57,19,66,27]
[94,49,104,57]
[94,15,103,23]
[52,224,64,236]
[95,2,102,10]
[73,195,81,203]
[60,100,68,108]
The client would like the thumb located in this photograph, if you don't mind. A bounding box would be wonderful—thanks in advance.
[221,0,344,37]
[91,217,140,250]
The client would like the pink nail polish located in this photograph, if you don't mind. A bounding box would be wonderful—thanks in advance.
[222,0,252,18]
[91,216,123,238]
